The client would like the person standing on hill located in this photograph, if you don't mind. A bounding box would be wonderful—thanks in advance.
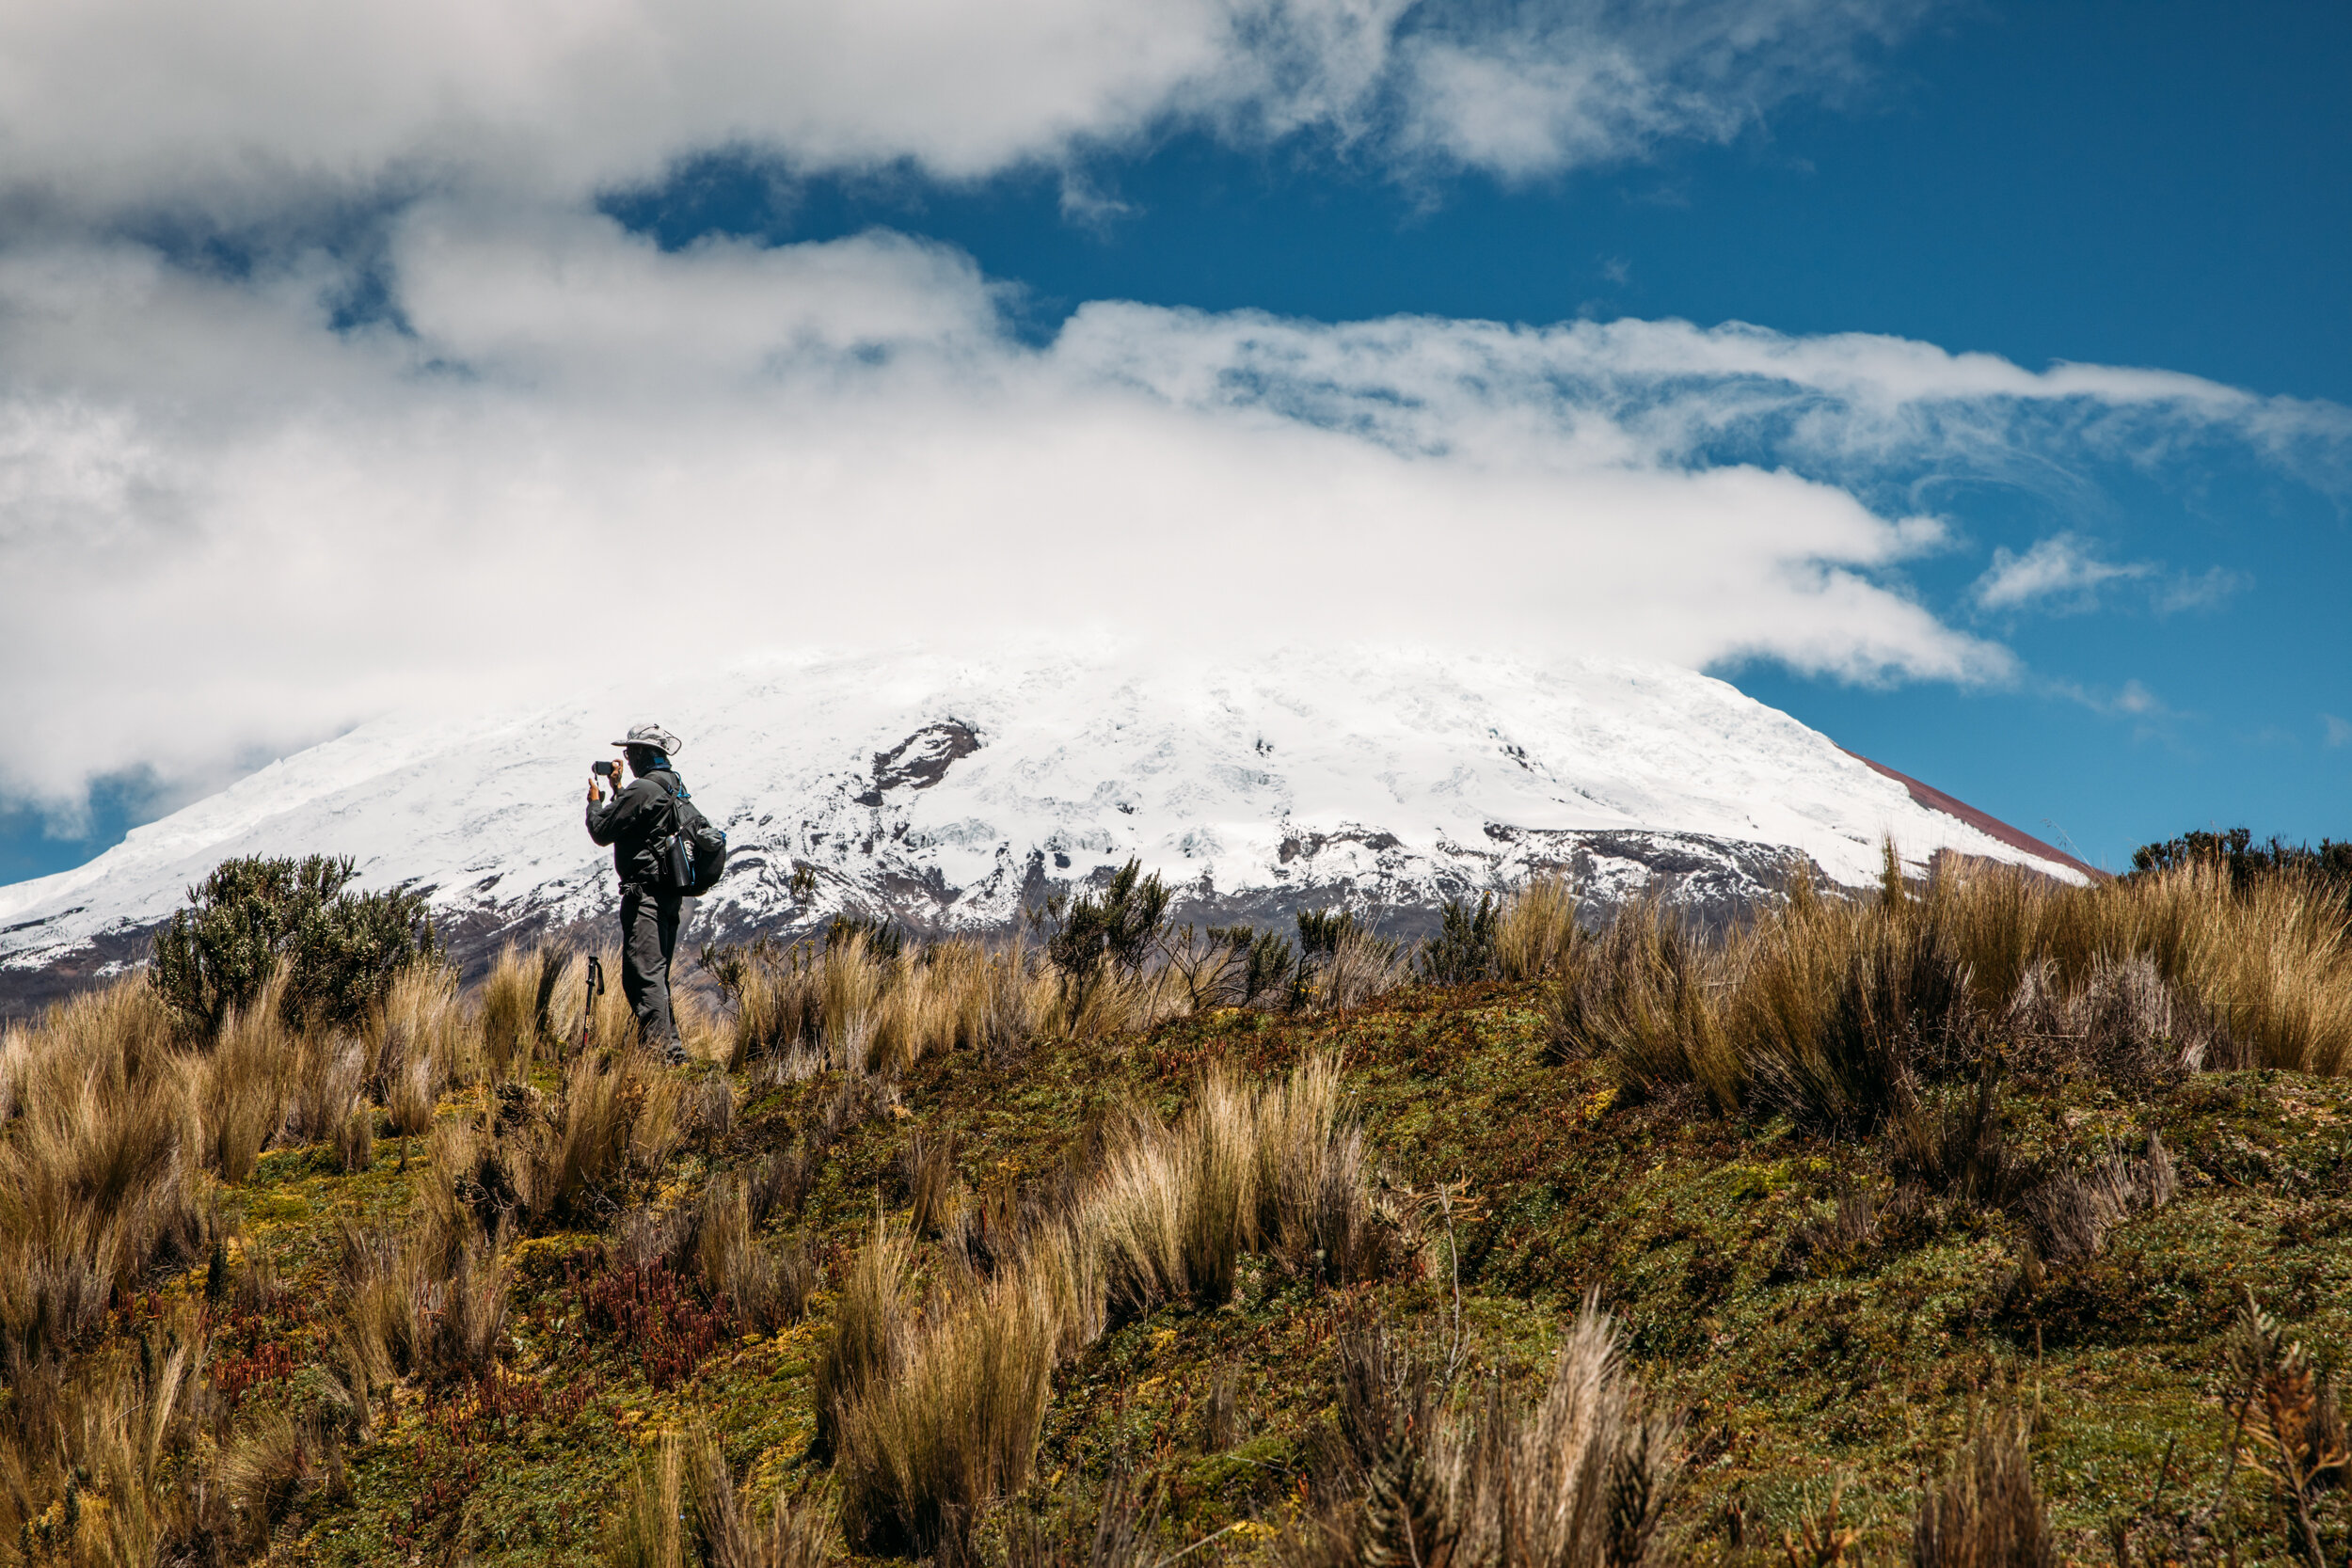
[585,721,692,1064]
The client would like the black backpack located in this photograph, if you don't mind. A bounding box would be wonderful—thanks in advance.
[653,776,729,896]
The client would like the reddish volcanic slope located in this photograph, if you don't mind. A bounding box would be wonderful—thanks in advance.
[1843,751,2106,881]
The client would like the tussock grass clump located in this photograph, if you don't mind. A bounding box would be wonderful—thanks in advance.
[0,1296,350,1563]
[482,941,569,1078]
[0,984,211,1379]
[1911,1405,2055,1568]
[336,1209,513,1391]
[442,1046,684,1232]
[2013,1131,2177,1268]
[1297,1300,1681,1568]
[1496,876,1582,982]
[902,1131,961,1239]
[1549,849,2352,1134]
[1729,865,1975,1134]
[1317,926,1411,1011]
[0,1303,215,1561]
[834,1055,1388,1556]
[1086,1057,1388,1315]
[721,933,1051,1074]
[834,1273,1059,1555]
[687,1174,811,1334]
[608,1420,838,1568]
[198,974,297,1180]
[370,962,479,1136]
[814,1222,914,1461]
[1547,899,1738,1112]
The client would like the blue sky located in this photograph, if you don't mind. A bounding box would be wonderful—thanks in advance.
[0,0,2345,880]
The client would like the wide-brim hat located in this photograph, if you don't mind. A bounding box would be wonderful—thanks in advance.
[610,722,681,754]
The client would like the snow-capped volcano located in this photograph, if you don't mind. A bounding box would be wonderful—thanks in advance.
[0,646,2090,1009]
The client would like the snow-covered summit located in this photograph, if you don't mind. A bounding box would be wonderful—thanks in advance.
[0,645,2088,1001]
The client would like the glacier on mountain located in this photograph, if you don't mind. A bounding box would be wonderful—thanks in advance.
[0,645,2088,1006]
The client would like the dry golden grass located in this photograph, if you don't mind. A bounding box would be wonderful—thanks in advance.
[689,1174,811,1334]
[815,1221,914,1460]
[199,974,295,1180]
[0,1301,213,1563]
[1556,851,2352,1130]
[481,941,568,1078]
[283,1027,365,1148]
[371,963,478,1136]
[835,1271,1058,1555]
[336,1199,512,1392]
[1548,897,1740,1112]
[726,933,1113,1076]
[834,1054,1384,1554]
[0,983,210,1379]
[0,1292,346,1565]
[607,1420,839,1568]
[1911,1403,2055,1568]
[1315,927,1411,1011]
[443,1045,683,1232]
[1496,876,1582,982]
[1297,1299,1680,1568]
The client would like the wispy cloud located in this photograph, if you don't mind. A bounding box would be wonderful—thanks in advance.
[1972,535,2250,617]
[2045,675,2186,725]
[1973,534,2150,612]
[2326,714,2352,749]
[2153,564,2250,614]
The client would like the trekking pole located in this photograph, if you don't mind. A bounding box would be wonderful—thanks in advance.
[578,954,605,1058]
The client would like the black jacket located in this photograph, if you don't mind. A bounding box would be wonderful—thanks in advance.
[586,768,682,888]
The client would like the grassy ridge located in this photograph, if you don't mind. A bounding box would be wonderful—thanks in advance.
[4,859,2352,1565]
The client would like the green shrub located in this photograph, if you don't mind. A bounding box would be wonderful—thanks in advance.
[2130,826,2352,908]
[823,913,904,962]
[149,854,439,1035]
[1046,859,1170,982]
[1201,924,1296,1008]
[1416,893,1498,985]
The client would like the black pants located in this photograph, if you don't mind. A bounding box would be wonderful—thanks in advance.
[619,884,686,1051]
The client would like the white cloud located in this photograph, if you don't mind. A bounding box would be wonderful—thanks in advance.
[0,0,1932,222]
[1971,534,2255,617]
[1973,534,2151,612]
[2153,564,2249,615]
[2326,715,2352,749]
[2,210,2345,822]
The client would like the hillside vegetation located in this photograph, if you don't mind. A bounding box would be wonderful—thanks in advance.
[5,847,2352,1568]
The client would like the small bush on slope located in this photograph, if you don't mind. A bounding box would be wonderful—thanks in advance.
[150,853,439,1035]
[1418,895,1500,986]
